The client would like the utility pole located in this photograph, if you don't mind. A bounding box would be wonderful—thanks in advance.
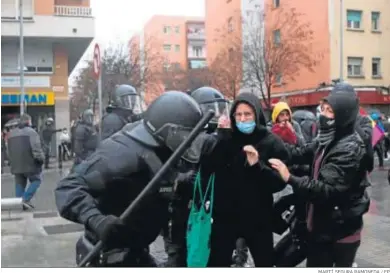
[19,0,26,115]
[339,0,344,82]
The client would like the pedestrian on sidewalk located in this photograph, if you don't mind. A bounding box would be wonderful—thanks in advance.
[7,114,44,210]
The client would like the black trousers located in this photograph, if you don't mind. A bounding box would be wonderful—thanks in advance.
[306,240,360,267]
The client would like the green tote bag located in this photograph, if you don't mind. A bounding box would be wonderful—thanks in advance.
[186,170,215,267]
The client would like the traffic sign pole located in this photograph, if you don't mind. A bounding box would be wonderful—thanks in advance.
[93,43,103,140]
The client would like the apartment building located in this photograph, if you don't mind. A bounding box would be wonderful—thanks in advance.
[1,0,95,151]
[134,15,206,104]
[205,0,390,110]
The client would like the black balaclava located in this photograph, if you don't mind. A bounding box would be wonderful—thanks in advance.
[318,89,359,146]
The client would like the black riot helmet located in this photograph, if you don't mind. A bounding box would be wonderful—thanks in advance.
[81,109,94,125]
[111,84,144,115]
[125,91,204,163]
[190,87,230,126]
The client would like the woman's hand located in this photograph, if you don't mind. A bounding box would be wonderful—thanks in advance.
[218,115,231,129]
[243,145,259,166]
[268,158,290,182]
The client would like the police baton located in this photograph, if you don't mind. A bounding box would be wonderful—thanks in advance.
[78,110,215,267]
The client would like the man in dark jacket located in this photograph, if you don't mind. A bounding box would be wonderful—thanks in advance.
[7,114,45,210]
[55,91,205,267]
[270,88,370,267]
[73,109,98,167]
[196,92,289,267]
[101,84,144,140]
[41,117,62,169]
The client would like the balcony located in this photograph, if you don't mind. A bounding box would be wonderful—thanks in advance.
[54,5,92,17]
[187,31,205,40]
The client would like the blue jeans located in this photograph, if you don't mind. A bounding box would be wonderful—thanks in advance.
[14,172,42,202]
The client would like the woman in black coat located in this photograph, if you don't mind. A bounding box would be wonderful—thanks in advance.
[197,92,289,267]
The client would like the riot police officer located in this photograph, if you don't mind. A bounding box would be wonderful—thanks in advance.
[73,109,98,167]
[41,117,62,169]
[163,86,230,267]
[190,86,230,133]
[101,84,145,140]
[55,91,204,267]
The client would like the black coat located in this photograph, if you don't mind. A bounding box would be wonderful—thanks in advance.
[198,93,289,266]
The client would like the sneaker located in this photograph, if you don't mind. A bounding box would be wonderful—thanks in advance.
[22,201,35,211]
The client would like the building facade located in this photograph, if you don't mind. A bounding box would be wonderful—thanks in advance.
[1,0,95,151]
[134,15,206,104]
[205,0,390,110]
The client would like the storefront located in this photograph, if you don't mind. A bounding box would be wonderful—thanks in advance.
[1,91,56,130]
[262,86,390,114]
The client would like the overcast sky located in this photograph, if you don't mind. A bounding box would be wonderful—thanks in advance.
[69,0,205,81]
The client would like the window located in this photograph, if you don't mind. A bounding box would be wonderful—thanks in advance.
[273,0,280,8]
[347,10,362,29]
[192,46,203,57]
[228,17,233,32]
[163,44,171,51]
[175,26,180,33]
[371,12,380,31]
[1,0,33,19]
[175,45,180,52]
[372,58,381,77]
[163,26,171,34]
[347,57,363,77]
[273,29,281,45]
[275,73,282,85]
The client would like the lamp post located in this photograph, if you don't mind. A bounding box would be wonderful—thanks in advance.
[19,0,25,115]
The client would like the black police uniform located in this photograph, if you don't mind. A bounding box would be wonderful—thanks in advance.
[163,86,230,267]
[73,109,98,167]
[55,91,204,267]
[101,84,144,140]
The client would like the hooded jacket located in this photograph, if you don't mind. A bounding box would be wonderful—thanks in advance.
[271,102,305,146]
[287,90,370,242]
[198,93,289,266]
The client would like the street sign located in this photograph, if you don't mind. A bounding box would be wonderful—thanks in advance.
[93,43,101,79]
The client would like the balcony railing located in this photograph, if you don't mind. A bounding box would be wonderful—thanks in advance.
[54,5,92,17]
[187,32,205,40]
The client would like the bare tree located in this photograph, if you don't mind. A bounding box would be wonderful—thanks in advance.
[161,63,213,92]
[241,4,324,109]
[209,45,243,100]
[210,4,323,108]
[70,36,164,118]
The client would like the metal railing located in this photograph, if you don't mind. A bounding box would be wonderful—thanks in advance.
[54,5,92,17]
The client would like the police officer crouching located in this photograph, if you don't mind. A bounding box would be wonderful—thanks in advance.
[101,84,144,140]
[55,91,204,267]
[163,86,230,267]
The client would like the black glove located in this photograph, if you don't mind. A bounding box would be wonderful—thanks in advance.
[87,215,131,248]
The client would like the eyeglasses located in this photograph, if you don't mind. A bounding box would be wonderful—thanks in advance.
[233,112,254,119]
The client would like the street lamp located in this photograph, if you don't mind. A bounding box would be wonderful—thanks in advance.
[339,0,344,82]
[19,0,25,115]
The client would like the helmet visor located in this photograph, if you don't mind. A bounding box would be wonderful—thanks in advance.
[120,94,145,114]
[154,124,207,164]
[200,101,230,124]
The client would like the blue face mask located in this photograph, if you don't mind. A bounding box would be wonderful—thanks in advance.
[236,121,256,134]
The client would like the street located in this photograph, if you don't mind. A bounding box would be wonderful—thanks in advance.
[1,160,390,267]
